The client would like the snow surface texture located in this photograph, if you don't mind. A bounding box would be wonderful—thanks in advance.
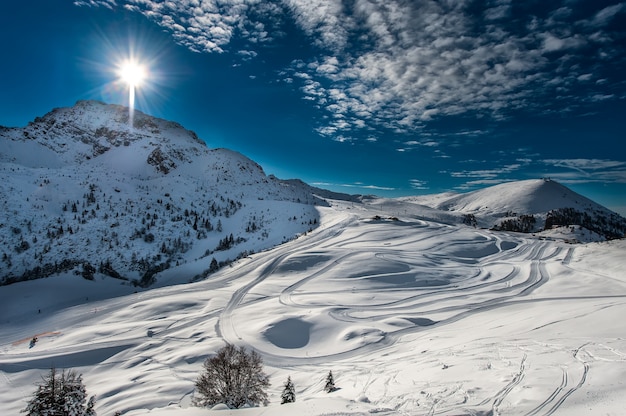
[1,200,626,415]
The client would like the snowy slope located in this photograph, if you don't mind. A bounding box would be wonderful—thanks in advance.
[0,100,325,286]
[1,201,625,415]
[434,179,602,214]
[2,101,624,291]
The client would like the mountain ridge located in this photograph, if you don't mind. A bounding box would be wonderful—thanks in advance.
[0,100,326,287]
[435,179,607,215]
[1,101,624,288]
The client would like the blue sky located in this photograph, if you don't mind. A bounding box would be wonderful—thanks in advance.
[1,1,625,215]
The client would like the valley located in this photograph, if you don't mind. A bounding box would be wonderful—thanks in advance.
[1,200,625,415]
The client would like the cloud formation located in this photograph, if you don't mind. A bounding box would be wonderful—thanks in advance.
[409,179,429,190]
[78,0,626,141]
[79,0,283,53]
[282,0,626,139]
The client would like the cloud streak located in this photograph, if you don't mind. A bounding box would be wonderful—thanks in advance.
[311,182,396,192]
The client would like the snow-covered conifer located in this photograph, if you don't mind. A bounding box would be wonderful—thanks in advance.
[324,370,336,393]
[280,376,295,404]
[23,367,96,416]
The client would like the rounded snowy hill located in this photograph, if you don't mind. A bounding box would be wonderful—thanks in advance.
[436,179,606,216]
[407,179,626,239]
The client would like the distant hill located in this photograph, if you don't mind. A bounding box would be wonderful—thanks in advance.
[0,100,325,286]
[407,179,626,240]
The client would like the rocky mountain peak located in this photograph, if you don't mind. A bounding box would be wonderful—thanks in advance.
[0,101,324,287]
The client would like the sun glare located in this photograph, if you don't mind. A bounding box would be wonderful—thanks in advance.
[118,61,146,88]
[116,59,149,126]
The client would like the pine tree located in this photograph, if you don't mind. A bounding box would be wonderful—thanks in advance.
[209,257,219,273]
[324,370,336,393]
[23,367,96,416]
[280,376,295,404]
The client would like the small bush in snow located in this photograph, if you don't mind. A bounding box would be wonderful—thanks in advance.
[193,344,270,409]
[22,367,96,416]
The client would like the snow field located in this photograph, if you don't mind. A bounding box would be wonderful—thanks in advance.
[1,202,626,415]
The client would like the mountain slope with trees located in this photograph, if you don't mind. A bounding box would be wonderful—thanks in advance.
[0,100,325,286]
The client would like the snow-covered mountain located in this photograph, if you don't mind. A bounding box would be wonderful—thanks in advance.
[1,101,624,288]
[0,100,327,286]
[401,179,626,240]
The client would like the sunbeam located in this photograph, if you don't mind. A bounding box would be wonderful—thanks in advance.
[117,59,147,127]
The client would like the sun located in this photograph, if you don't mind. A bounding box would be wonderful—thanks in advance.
[95,33,164,128]
[118,60,146,88]
[115,58,149,126]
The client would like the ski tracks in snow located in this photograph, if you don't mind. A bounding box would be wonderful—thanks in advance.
[523,343,590,416]
[490,354,527,416]
[218,214,571,362]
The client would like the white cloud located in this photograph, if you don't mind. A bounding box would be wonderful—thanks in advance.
[549,7,573,21]
[585,3,626,27]
[589,93,615,102]
[237,50,258,61]
[484,5,511,21]
[352,183,396,191]
[541,32,587,52]
[523,159,626,185]
[282,1,625,139]
[451,158,626,190]
[409,179,429,190]
[74,0,116,8]
[541,158,626,173]
[455,178,513,190]
[282,0,352,51]
[312,181,396,191]
[451,164,522,179]
[92,0,282,54]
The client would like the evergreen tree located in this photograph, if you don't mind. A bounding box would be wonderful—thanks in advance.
[280,376,296,404]
[324,370,336,393]
[209,257,219,273]
[22,367,96,416]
